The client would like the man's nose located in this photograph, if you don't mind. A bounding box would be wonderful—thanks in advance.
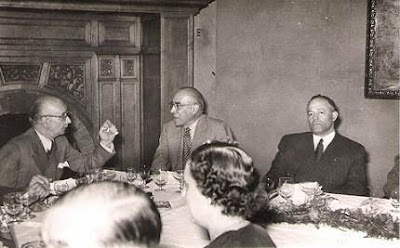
[313,113,321,120]
[66,116,72,124]
[170,106,177,114]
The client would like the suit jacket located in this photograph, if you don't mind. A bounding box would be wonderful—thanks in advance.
[152,114,236,171]
[0,128,114,194]
[205,223,276,248]
[266,132,369,196]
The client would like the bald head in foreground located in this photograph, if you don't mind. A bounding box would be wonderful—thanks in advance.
[42,182,162,248]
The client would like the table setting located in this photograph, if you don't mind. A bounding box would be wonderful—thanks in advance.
[0,167,190,248]
[265,178,400,247]
[1,172,399,248]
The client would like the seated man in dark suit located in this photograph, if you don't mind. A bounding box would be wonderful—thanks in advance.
[383,155,399,198]
[152,87,237,171]
[0,96,118,198]
[265,94,369,196]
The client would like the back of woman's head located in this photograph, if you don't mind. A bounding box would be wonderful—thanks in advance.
[188,142,269,220]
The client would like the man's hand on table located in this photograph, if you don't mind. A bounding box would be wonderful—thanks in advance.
[27,175,51,199]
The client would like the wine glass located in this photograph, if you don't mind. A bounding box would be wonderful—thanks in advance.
[279,183,294,203]
[278,177,294,204]
[139,165,152,188]
[0,206,9,233]
[126,167,137,185]
[279,177,294,187]
[172,170,184,192]
[3,192,23,223]
[300,183,320,206]
[390,189,400,212]
[19,192,37,220]
[264,177,276,193]
[153,169,168,191]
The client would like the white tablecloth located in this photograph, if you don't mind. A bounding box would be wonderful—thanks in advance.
[10,176,400,248]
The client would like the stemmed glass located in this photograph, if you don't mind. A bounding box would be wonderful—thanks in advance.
[264,177,276,193]
[139,165,152,188]
[19,192,37,220]
[300,183,320,206]
[153,169,168,191]
[126,167,137,185]
[3,192,23,223]
[172,170,184,192]
[390,189,399,212]
[278,177,294,204]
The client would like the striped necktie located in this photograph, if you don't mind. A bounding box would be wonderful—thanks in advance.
[182,127,192,168]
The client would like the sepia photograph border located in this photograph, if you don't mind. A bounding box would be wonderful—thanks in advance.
[365,0,399,99]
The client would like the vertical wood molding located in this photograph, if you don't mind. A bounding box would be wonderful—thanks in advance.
[160,13,194,125]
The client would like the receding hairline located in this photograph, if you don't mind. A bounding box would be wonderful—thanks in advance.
[175,87,204,105]
[306,95,338,112]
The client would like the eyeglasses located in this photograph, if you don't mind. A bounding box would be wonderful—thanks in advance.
[40,112,69,120]
[169,102,197,110]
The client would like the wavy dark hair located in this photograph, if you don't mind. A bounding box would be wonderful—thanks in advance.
[188,142,269,221]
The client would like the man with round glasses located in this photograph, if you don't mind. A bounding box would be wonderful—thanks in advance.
[0,96,118,199]
[152,87,237,171]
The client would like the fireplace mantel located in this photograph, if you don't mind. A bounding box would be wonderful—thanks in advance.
[0,0,210,169]
[0,0,214,14]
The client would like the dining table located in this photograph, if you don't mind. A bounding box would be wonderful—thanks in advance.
[1,171,400,248]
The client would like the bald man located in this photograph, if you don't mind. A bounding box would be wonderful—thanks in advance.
[152,87,237,171]
[0,96,118,198]
[42,182,161,248]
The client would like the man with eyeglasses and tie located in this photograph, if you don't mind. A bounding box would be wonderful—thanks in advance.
[265,94,369,196]
[152,87,237,171]
[0,96,118,199]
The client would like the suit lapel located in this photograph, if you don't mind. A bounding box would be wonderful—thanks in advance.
[319,133,342,162]
[192,115,207,149]
[29,129,51,175]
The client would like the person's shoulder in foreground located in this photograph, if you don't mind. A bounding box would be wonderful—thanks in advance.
[205,223,276,248]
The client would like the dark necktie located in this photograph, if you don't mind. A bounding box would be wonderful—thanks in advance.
[182,127,192,168]
[315,138,324,161]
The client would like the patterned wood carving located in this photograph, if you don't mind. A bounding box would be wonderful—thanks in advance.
[0,64,40,84]
[48,64,85,102]
[121,57,139,79]
[99,56,117,79]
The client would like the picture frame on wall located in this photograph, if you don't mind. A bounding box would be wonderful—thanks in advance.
[365,0,399,99]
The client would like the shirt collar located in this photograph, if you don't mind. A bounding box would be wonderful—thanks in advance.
[313,131,335,151]
[35,129,53,152]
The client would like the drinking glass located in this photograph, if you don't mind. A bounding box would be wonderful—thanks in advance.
[279,183,294,202]
[264,177,276,193]
[278,177,294,187]
[278,177,294,204]
[172,170,184,192]
[126,167,137,185]
[3,192,23,223]
[153,169,168,191]
[300,183,320,206]
[390,189,400,212]
[139,165,152,188]
[19,193,37,220]
[0,206,10,232]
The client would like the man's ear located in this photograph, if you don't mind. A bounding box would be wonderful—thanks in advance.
[192,104,200,114]
[332,111,339,122]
